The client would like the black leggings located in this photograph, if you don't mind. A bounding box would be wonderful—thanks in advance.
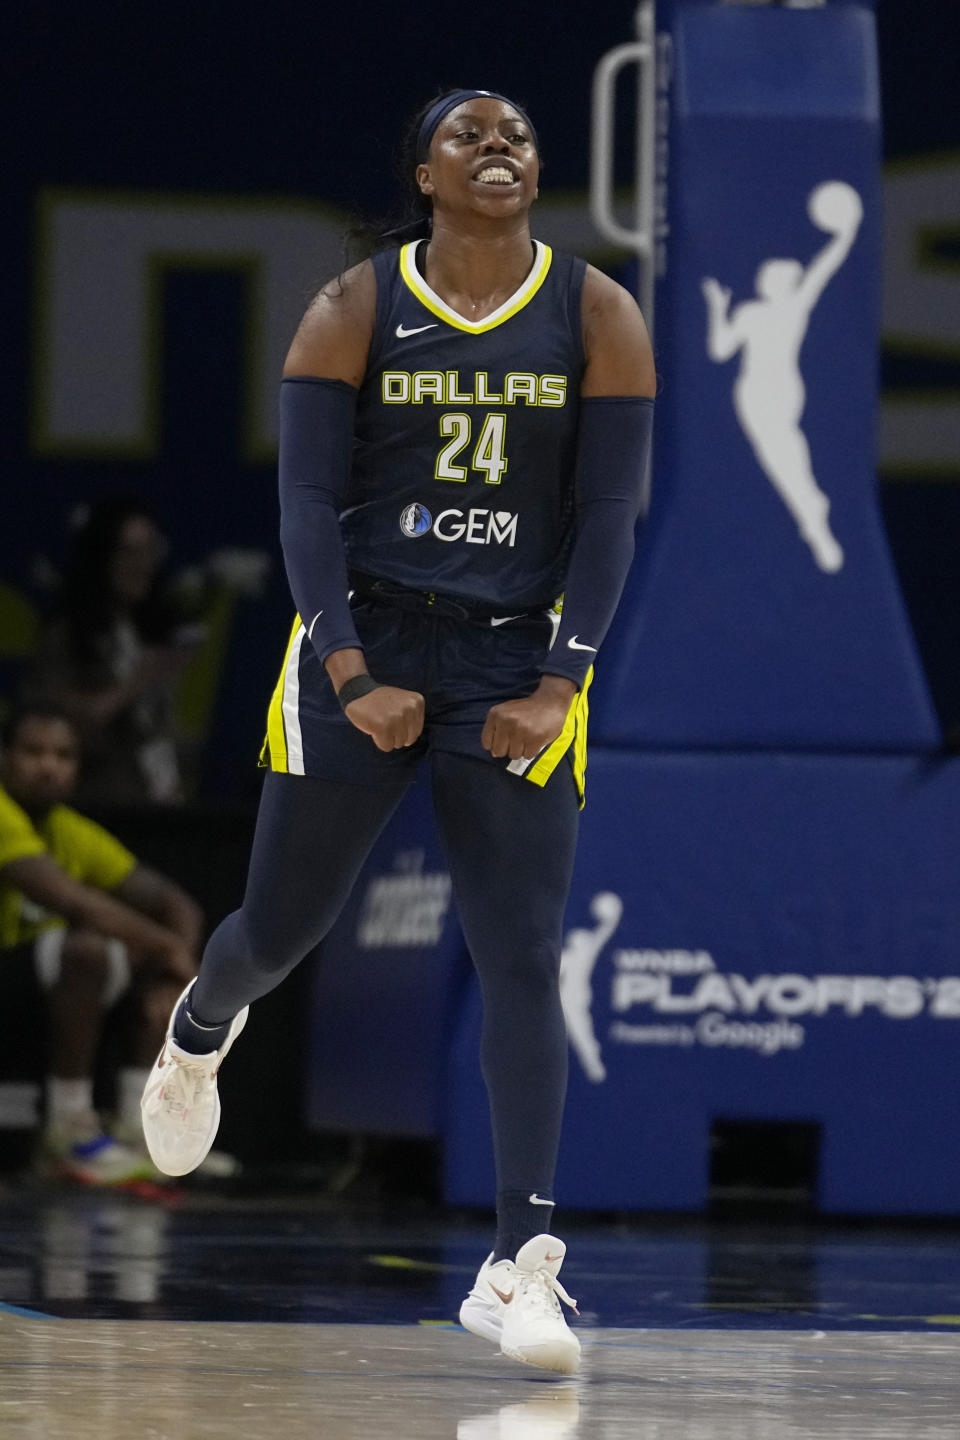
[192,753,579,1194]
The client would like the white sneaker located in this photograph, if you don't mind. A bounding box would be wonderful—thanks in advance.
[140,983,248,1177]
[112,1117,242,1181]
[38,1115,158,1187]
[460,1234,581,1374]
[461,1252,511,1343]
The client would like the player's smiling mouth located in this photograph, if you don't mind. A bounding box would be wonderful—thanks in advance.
[473,160,520,187]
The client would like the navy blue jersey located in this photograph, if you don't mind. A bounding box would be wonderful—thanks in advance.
[341,241,586,610]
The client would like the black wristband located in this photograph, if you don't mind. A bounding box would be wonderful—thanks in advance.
[336,673,382,711]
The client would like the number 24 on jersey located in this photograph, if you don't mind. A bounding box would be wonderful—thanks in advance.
[435,413,508,486]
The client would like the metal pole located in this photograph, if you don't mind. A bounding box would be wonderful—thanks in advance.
[589,1,657,331]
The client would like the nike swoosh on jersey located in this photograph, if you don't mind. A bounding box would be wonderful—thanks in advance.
[490,614,526,627]
[567,636,597,651]
[396,322,438,338]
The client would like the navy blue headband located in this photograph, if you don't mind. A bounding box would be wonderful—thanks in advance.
[415,89,538,164]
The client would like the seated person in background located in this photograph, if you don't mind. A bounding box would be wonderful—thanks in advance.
[0,701,202,1184]
[27,497,191,807]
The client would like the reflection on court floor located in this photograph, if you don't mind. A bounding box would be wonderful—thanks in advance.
[1,1188,959,1436]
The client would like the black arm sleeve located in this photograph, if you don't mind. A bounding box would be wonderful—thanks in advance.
[278,375,363,664]
[541,396,654,687]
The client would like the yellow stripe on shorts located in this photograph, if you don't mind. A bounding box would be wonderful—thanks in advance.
[259,615,303,773]
[524,666,592,807]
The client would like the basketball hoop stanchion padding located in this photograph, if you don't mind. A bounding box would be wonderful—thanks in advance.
[587,0,940,751]
[441,2,960,1217]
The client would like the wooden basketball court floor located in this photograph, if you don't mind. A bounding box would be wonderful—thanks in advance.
[1,1183,959,1438]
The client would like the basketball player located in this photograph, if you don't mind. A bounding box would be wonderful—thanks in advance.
[142,89,655,1373]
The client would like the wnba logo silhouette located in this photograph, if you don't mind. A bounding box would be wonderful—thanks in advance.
[702,181,864,573]
[559,892,622,1083]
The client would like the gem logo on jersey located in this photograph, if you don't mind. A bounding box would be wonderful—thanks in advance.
[399,503,433,537]
[399,504,519,548]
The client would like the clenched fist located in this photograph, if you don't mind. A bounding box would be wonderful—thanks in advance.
[482,674,577,761]
[344,685,425,751]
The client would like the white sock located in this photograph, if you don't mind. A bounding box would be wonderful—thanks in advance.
[46,1076,95,1128]
[117,1067,152,1129]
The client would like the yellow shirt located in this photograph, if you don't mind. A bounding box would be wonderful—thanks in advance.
[0,785,137,948]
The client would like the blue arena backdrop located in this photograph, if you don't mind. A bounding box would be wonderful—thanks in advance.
[0,0,957,793]
[591,0,941,752]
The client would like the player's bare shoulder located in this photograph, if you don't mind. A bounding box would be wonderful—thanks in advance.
[283,259,377,387]
[580,264,655,398]
[581,264,641,327]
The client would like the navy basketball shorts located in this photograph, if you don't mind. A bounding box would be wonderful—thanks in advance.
[260,596,591,802]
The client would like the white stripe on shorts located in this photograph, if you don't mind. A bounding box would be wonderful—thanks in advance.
[282,624,307,775]
[506,756,534,776]
[507,741,552,778]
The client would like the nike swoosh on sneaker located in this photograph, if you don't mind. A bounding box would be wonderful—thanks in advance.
[490,1283,515,1304]
[567,636,597,652]
[544,1252,563,1264]
[396,322,438,338]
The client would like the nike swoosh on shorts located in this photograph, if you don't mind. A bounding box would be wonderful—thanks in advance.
[567,636,597,651]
